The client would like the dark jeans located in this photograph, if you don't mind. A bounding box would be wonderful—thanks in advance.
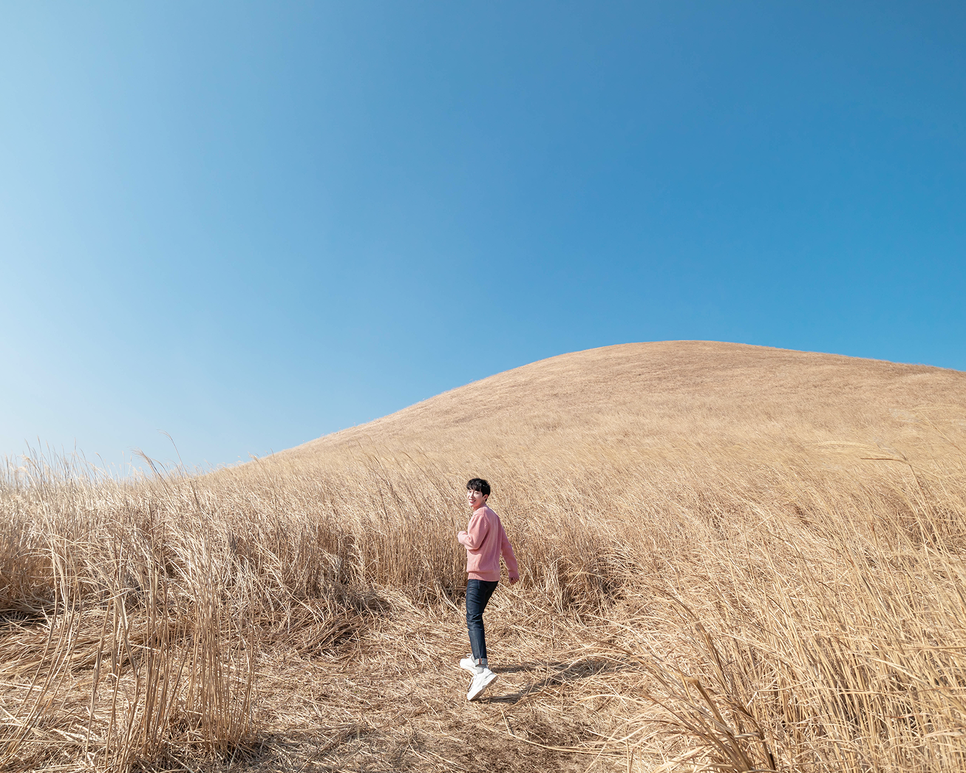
[466,579,498,663]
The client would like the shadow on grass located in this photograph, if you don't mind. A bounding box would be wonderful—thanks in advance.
[479,657,626,704]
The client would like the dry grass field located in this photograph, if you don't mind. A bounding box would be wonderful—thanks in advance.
[2,341,965,772]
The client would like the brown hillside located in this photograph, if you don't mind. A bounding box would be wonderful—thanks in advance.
[281,340,966,464]
[5,342,965,772]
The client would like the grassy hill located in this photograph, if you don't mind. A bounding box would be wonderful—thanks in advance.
[279,338,962,486]
[1,342,965,772]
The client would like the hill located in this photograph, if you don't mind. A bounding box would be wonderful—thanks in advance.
[2,342,965,773]
[282,340,965,462]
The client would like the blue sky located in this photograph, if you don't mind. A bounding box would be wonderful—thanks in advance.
[2,2,964,472]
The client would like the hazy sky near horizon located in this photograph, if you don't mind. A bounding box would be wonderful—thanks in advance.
[2,2,964,473]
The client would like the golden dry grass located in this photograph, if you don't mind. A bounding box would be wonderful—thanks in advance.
[1,341,965,771]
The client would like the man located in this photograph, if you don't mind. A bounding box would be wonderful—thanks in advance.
[457,478,520,701]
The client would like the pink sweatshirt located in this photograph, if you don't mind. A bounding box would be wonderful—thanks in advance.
[458,505,520,582]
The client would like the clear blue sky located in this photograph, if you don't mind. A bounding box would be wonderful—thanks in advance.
[2,2,964,472]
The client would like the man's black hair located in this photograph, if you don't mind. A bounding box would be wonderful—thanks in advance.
[466,478,491,497]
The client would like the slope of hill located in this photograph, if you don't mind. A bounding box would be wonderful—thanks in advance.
[248,342,966,771]
[2,342,965,773]
[282,340,965,463]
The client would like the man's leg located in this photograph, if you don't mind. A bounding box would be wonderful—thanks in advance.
[465,580,498,665]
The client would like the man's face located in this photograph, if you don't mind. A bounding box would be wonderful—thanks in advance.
[467,489,488,510]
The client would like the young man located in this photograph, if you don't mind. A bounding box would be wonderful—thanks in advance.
[457,478,519,701]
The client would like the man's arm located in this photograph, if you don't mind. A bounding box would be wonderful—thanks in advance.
[458,512,488,550]
[501,526,520,583]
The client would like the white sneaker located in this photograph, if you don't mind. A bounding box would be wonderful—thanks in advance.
[459,655,481,674]
[467,668,498,701]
